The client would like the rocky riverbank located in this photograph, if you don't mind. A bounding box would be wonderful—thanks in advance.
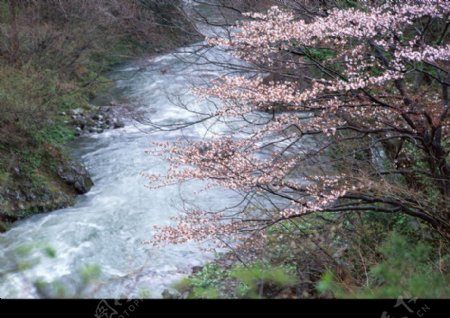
[0,147,93,232]
[0,98,137,231]
[69,104,126,136]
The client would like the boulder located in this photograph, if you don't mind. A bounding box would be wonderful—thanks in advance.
[161,289,182,299]
[71,108,84,116]
[113,118,125,129]
[57,160,93,194]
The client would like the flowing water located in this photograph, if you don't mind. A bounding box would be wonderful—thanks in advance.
[0,1,245,299]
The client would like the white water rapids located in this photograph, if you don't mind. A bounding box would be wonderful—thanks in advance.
[0,1,248,298]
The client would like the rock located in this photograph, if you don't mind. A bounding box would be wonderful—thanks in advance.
[75,127,83,136]
[1,127,95,227]
[161,289,181,299]
[192,266,203,275]
[15,190,24,201]
[73,180,87,193]
[27,192,37,201]
[113,118,125,129]
[57,160,93,194]
[92,114,103,121]
[71,114,87,128]
[86,118,96,126]
[71,108,84,116]
[0,221,8,232]
[69,103,126,135]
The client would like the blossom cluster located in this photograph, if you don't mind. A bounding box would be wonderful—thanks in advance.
[149,1,450,245]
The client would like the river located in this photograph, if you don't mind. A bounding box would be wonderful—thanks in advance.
[0,1,245,299]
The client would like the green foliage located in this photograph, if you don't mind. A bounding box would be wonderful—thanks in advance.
[317,233,450,298]
[21,150,42,174]
[42,246,57,259]
[80,265,101,284]
[15,244,35,257]
[32,125,76,145]
[8,243,59,274]
[34,279,68,298]
[88,38,146,72]
[175,264,225,299]
[367,234,449,298]
[176,261,298,299]
[0,65,60,128]
[138,288,153,298]
[0,1,10,21]
[316,271,335,295]
[338,0,360,8]
[6,243,102,298]
[230,263,298,298]
[0,171,10,183]
[32,263,101,298]
[304,47,336,62]
[17,260,34,271]
[58,89,91,111]
[400,140,444,212]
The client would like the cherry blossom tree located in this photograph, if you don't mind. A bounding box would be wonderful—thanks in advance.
[147,0,450,244]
